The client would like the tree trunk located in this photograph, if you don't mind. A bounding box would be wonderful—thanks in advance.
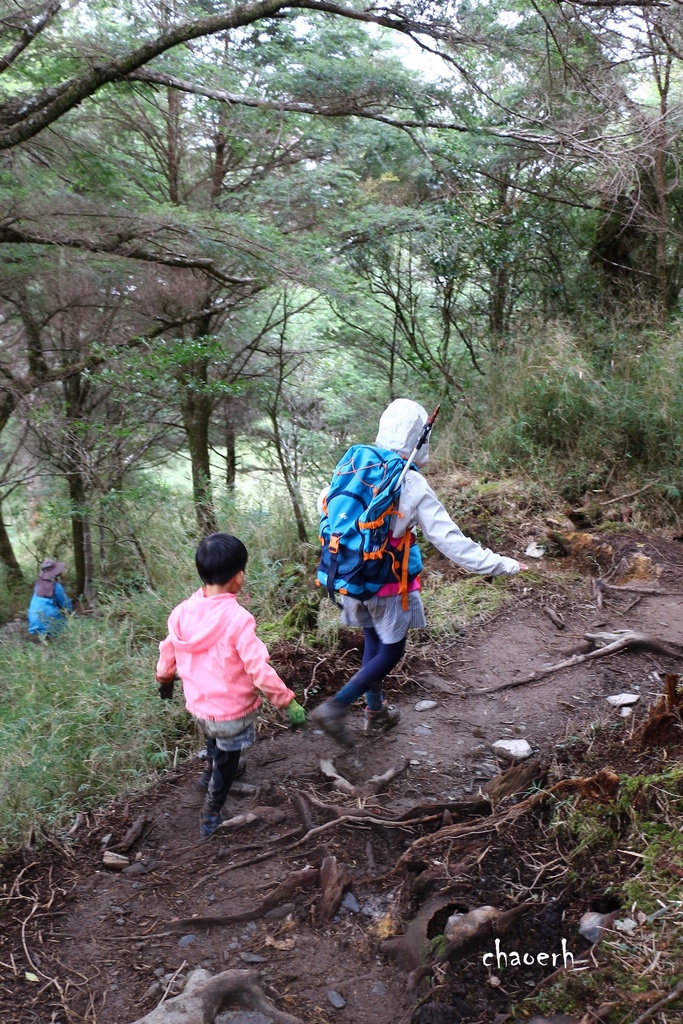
[0,499,25,588]
[488,263,509,343]
[166,87,182,204]
[269,412,308,544]
[182,389,217,536]
[68,468,95,603]
[0,395,23,587]
[225,415,236,490]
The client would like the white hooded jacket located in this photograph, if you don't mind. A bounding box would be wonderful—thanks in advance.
[375,399,519,578]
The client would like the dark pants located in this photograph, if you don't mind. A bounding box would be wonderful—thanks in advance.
[334,627,406,711]
[205,736,242,813]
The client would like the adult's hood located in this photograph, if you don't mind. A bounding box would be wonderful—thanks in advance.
[375,399,430,467]
[167,588,233,654]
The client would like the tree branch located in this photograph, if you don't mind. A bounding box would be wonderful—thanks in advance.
[0,1,61,75]
[0,223,256,285]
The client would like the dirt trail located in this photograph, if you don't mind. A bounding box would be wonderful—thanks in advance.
[2,541,683,1024]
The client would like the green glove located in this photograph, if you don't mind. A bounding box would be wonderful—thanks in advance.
[286,699,307,727]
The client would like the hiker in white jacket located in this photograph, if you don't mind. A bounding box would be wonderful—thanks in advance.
[312,399,527,746]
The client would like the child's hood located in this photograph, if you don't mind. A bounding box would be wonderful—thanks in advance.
[167,588,234,652]
[375,398,430,467]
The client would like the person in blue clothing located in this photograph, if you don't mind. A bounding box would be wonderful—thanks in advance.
[28,559,73,637]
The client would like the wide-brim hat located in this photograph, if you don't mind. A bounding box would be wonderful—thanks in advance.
[39,559,66,580]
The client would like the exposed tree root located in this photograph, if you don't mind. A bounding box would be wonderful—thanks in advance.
[318,854,353,922]
[167,867,320,930]
[129,967,301,1024]
[319,757,410,797]
[638,674,683,748]
[479,630,683,694]
[393,767,621,872]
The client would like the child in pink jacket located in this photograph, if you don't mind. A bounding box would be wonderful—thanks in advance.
[156,533,306,837]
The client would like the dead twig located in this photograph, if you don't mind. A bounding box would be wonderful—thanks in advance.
[602,481,656,506]
[630,978,683,1024]
[158,960,187,1005]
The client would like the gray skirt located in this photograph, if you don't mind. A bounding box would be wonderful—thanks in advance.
[341,591,426,644]
[196,712,257,752]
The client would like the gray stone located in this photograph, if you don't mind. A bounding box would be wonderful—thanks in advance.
[239,952,266,964]
[178,934,197,949]
[341,892,360,913]
[605,693,640,707]
[264,902,294,921]
[491,739,533,762]
[415,700,438,712]
[370,982,388,997]
[326,990,346,1009]
[578,911,608,943]
[413,725,432,735]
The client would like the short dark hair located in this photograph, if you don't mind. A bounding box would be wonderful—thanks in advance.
[195,533,248,585]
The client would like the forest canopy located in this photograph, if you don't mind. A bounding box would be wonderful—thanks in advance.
[1,0,682,600]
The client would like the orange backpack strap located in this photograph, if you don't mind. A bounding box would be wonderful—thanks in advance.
[398,532,411,611]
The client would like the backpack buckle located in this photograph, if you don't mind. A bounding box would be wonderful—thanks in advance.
[329,533,341,555]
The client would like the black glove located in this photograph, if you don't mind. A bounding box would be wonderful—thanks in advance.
[158,680,174,700]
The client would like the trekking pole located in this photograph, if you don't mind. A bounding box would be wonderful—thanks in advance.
[396,404,441,491]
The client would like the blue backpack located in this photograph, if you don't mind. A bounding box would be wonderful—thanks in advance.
[317,444,423,606]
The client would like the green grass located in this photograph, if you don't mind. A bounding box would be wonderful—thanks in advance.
[0,488,312,853]
[0,613,194,852]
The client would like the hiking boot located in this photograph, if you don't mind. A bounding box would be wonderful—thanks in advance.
[199,808,223,839]
[198,756,246,791]
[364,702,400,734]
[311,699,355,748]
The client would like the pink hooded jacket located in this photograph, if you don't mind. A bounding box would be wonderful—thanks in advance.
[156,589,295,722]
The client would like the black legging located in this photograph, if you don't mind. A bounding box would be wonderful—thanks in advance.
[334,627,406,710]
[205,737,242,813]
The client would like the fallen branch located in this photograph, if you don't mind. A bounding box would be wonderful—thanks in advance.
[479,631,683,694]
[113,814,149,852]
[542,605,565,630]
[602,583,675,596]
